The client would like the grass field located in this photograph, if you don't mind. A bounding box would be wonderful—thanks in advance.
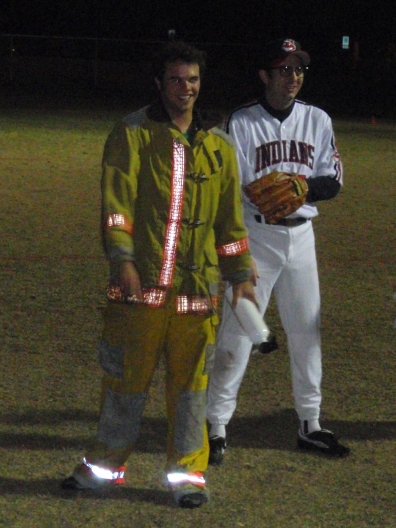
[0,105,395,528]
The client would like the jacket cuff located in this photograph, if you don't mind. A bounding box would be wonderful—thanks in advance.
[107,246,134,262]
[223,269,251,285]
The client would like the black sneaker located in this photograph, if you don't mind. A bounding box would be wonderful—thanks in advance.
[297,428,350,457]
[258,334,279,354]
[178,491,209,509]
[208,436,227,466]
[61,476,87,490]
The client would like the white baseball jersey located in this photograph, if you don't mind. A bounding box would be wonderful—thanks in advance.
[227,99,343,219]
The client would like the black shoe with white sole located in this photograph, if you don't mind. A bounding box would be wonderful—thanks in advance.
[208,436,227,466]
[297,428,350,457]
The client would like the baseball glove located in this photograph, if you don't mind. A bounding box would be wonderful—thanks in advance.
[244,171,308,224]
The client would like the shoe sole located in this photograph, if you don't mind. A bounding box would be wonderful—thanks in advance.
[61,477,88,490]
[297,437,350,457]
[178,492,209,509]
[61,474,122,490]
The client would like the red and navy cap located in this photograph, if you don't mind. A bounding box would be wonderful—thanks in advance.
[262,38,311,68]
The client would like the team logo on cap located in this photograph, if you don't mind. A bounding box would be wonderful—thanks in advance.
[281,39,297,53]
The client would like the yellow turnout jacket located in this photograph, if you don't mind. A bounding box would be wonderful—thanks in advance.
[101,101,250,312]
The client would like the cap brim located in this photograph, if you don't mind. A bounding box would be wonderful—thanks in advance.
[291,50,310,66]
[270,50,311,68]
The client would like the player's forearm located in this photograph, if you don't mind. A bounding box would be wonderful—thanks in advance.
[306,176,341,202]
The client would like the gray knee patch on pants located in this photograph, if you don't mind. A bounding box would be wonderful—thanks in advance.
[98,388,147,449]
[97,339,124,379]
[174,390,206,454]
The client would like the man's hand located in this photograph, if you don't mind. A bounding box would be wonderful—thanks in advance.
[250,257,259,286]
[231,279,258,310]
[118,261,143,301]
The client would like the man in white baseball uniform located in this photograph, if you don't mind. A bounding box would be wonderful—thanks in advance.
[207,38,350,463]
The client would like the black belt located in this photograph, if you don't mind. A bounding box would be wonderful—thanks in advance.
[254,215,310,227]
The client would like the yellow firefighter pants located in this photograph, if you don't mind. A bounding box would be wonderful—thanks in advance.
[85,292,217,475]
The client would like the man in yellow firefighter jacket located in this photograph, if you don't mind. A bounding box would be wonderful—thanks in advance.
[61,41,256,509]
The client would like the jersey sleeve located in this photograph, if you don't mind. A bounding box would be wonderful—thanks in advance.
[101,122,140,262]
[313,114,343,185]
[213,135,251,283]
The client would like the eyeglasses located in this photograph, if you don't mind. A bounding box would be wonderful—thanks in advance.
[269,66,308,77]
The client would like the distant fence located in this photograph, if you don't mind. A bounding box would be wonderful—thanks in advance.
[1,33,395,116]
[0,34,165,91]
[0,34,260,106]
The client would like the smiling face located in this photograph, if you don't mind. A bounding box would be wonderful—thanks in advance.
[156,60,201,123]
[259,54,305,110]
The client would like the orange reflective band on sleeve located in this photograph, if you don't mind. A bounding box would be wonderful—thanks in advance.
[105,214,133,235]
[216,237,249,257]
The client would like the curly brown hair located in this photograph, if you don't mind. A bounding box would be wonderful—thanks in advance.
[152,41,207,82]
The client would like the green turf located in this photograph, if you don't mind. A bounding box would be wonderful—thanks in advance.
[0,109,395,527]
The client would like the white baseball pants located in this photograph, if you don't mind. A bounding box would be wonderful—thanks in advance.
[207,216,322,426]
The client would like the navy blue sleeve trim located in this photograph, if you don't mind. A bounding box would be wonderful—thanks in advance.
[306,176,341,202]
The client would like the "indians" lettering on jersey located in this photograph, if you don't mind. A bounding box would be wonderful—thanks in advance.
[255,140,315,172]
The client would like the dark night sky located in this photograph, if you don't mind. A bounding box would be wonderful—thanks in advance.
[0,2,395,117]
[1,0,395,55]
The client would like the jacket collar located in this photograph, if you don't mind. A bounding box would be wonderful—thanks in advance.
[146,100,222,133]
